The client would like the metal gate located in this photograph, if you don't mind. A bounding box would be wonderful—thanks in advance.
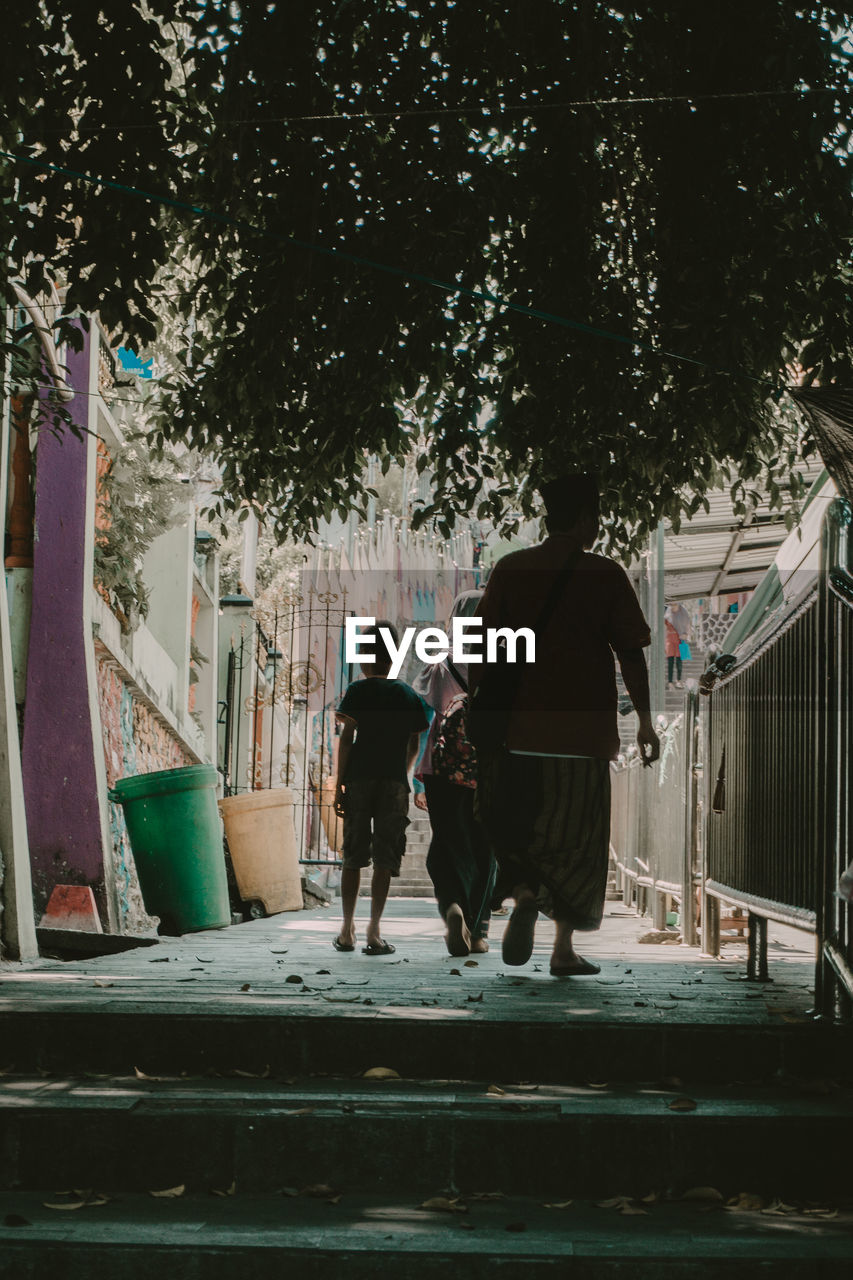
[219,585,351,866]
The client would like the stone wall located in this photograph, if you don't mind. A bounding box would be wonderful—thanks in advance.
[97,656,194,934]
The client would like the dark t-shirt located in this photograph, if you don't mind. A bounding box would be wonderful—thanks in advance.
[337,677,428,787]
[474,538,651,759]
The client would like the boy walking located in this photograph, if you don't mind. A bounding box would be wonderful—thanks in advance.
[333,622,428,955]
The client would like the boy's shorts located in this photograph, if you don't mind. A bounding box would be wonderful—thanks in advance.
[341,778,409,875]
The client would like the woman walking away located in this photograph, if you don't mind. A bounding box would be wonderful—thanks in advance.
[664,613,682,687]
[414,591,497,957]
[665,601,691,688]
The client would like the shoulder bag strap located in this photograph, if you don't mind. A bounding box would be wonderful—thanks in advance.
[530,547,584,642]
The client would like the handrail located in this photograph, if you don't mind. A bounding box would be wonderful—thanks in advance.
[702,495,853,692]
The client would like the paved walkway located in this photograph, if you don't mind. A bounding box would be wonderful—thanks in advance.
[0,900,816,1027]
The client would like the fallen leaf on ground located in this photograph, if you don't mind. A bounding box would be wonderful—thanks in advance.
[92,981,114,989]
[543,1200,573,1209]
[231,1066,270,1079]
[464,960,479,967]
[682,1187,723,1203]
[43,1200,87,1211]
[269,949,288,954]
[803,1206,838,1219]
[362,1066,400,1080]
[726,1192,765,1211]
[586,1082,609,1090]
[467,992,484,1003]
[211,1181,236,1197]
[640,1191,660,1204]
[486,1084,506,1096]
[284,1107,316,1116]
[285,975,303,984]
[449,969,462,976]
[596,1196,646,1214]
[762,1199,798,1216]
[134,1067,160,1082]
[667,992,697,1000]
[149,956,170,963]
[420,1197,468,1214]
[150,1185,185,1199]
[195,957,214,962]
[668,1097,697,1112]
[240,983,251,992]
[315,969,331,976]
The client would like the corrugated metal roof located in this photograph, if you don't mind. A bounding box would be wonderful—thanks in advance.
[650,461,825,599]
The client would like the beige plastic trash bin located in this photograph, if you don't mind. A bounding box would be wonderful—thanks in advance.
[219,787,303,916]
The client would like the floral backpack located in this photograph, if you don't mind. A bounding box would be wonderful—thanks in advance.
[432,692,477,789]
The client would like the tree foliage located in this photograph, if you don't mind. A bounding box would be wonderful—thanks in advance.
[4,3,853,555]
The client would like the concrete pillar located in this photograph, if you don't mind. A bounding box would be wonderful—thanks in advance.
[21,328,113,925]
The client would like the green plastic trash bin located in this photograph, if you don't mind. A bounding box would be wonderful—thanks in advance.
[110,764,231,935]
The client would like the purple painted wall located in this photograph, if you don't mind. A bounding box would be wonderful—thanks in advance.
[22,331,107,918]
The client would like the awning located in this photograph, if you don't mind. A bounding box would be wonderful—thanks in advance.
[658,462,827,600]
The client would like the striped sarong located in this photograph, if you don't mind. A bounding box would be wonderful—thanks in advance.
[476,752,611,931]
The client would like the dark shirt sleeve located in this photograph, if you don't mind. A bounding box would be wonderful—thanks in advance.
[606,566,652,651]
[338,683,361,721]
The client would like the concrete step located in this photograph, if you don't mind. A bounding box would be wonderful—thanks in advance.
[2,1075,852,1202]
[2,1190,852,1278]
[3,1006,852,1084]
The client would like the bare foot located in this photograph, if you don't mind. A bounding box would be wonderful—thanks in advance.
[470,936,489,954]
[501,891,539,966]
[337,924,356,948]
[445,904,471,957]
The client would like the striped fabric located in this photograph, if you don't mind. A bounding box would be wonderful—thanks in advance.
[477,752,611,930]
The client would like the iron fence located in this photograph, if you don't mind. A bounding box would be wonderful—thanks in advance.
[701,498,853,1010]
[220,587,351,867]
[610,691,700,942]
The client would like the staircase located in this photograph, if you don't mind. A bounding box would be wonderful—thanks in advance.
[1,935,852,1275]
[359,805,435,898]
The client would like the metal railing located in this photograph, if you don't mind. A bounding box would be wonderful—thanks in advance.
[610,691,700,943]
[701,498,853,1010]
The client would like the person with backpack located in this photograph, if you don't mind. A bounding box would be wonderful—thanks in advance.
[413,591,497,957]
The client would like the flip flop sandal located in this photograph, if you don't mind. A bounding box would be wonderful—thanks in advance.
[501,900,539,966]
[549,957,601,977]
[332,938,355,952]
[362,941,396,956]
